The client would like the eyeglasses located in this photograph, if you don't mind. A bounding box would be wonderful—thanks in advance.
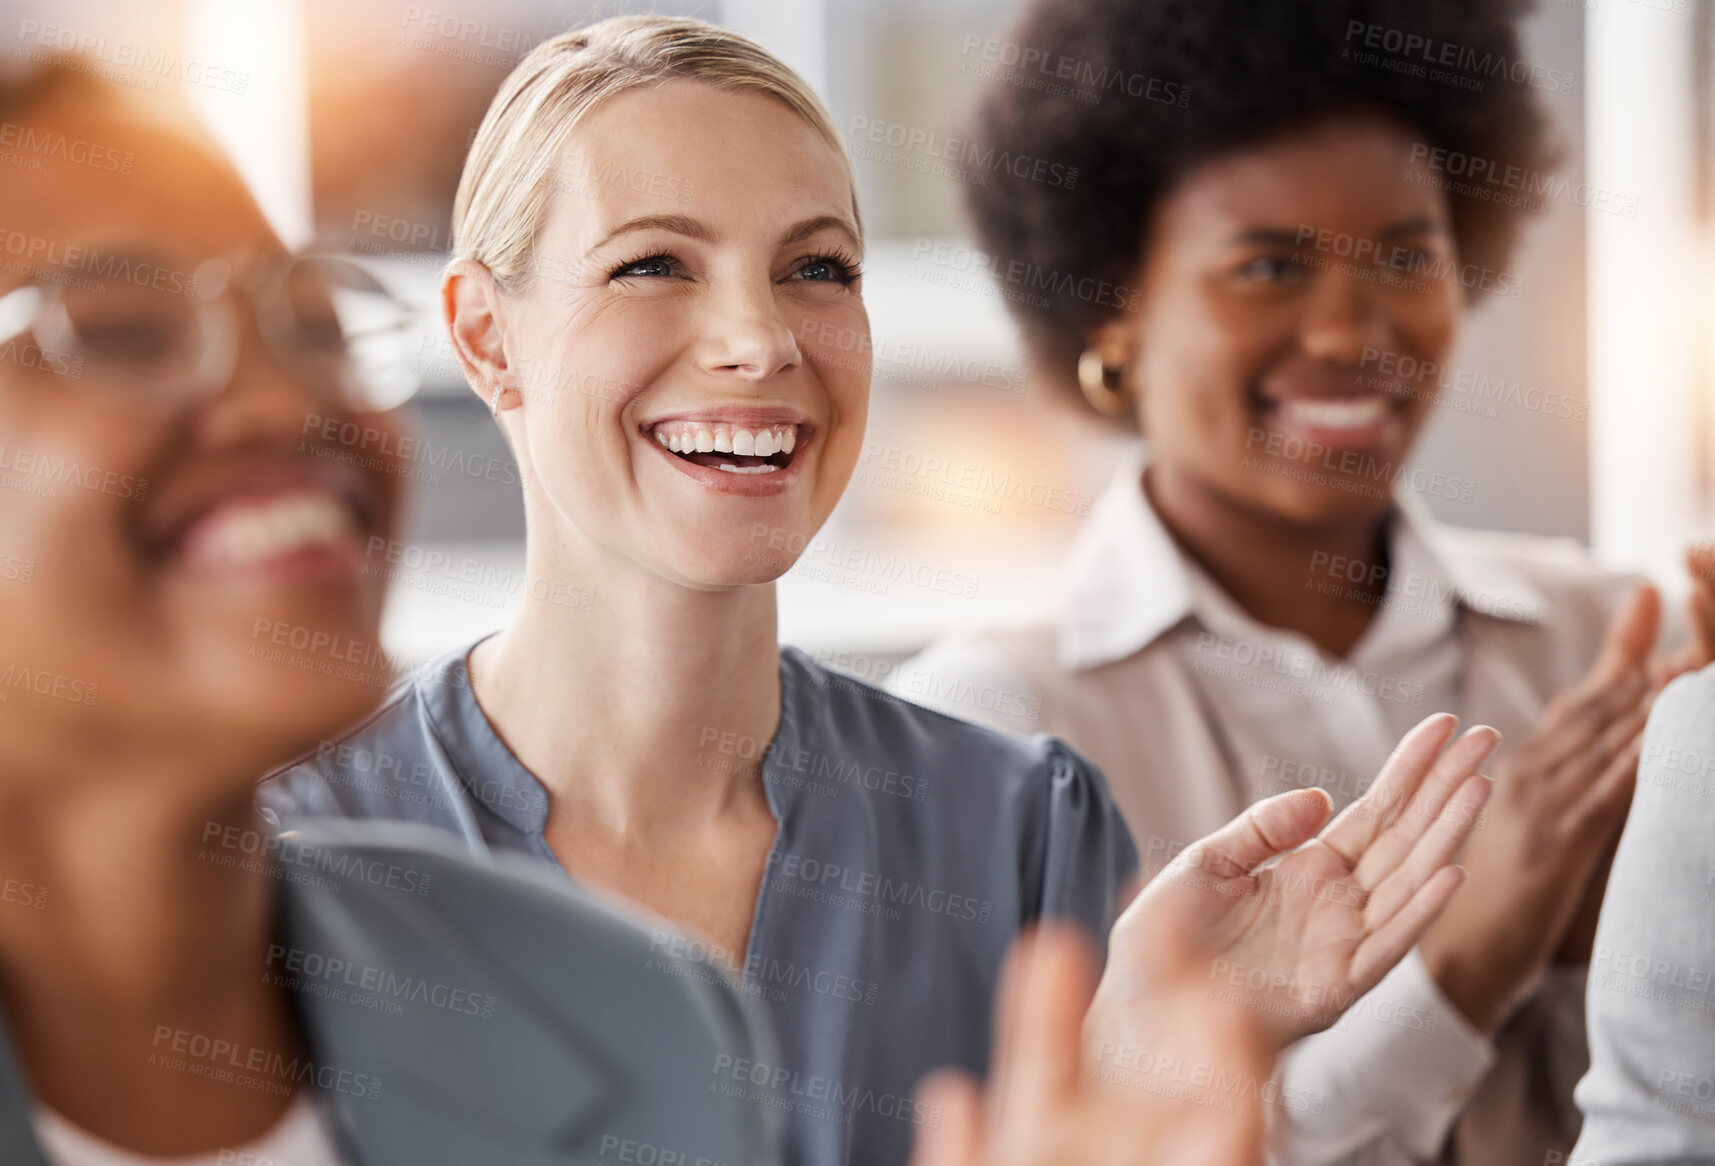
[0,251,423,414]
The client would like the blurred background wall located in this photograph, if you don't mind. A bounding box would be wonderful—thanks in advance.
[9,0,1706,667]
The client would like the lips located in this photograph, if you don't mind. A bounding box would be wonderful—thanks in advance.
[155,463,380,581]
[641,410,814,497]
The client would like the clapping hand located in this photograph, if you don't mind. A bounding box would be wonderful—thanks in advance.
[910,922,1266,1166]
[1089,715,1496,1054]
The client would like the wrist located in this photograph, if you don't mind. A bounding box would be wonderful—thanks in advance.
[1419,945,1508,1034]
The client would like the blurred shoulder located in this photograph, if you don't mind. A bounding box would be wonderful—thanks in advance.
[272,819,776,1162]
[1646,664,1715,748]
[880,628,1057,736]
[258,648,465,819]
[1434,523,1641,619]
[273,817,768,1056]
[782,644,1090,805]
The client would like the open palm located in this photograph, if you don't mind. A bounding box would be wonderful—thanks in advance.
[1090,715,1497,1055]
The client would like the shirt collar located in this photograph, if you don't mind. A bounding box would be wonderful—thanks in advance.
[1056,445,1546,673]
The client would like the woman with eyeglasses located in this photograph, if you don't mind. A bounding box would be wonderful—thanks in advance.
[0,58,1285,1166]
[263,16,1499,1166]
[0,61,794,1166]
[893,0,1715,1162]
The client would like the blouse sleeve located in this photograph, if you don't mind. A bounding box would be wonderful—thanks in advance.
[1574,669,1715,1164]
[1030,738,1139,964]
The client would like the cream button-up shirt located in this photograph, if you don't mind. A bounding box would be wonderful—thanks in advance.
[891,445,1645,1166]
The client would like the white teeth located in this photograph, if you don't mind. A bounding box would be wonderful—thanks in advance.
[1284,396,1389,431]
[717,463,781,474]
[197,492,357,567]
[651,421,800,462]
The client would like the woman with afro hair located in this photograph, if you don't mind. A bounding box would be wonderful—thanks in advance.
[895,0,1715,1162]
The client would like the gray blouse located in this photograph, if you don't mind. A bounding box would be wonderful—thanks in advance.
[259,640,1137,1166]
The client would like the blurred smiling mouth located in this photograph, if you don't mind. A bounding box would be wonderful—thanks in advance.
[1258,385,1403,452]
[165,470,379,581]
[187,491,361,568]
[1278,396,1391,431]
[649,420,802,475]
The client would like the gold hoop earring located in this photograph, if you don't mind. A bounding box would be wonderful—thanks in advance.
[1077,348,1132,416]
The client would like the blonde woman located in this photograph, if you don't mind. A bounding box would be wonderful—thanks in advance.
[0,60,1272,1166]
[0,61,779,1166]
[265,17,1497,1166]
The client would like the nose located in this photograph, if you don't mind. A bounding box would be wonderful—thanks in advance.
[1298,269,1393,366]
[189,304,358,448]
[693,277,802,381]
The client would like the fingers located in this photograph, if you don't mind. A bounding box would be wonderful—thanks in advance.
[1348,863,1469,994]
[1320,715,1465,868]
[1531,668,1649,775]
[989,924,1098,1130]
[1343,725,1498,884]
[1176,788,1332,880]
[1358,772,1492,931]
[1546,698,1649,804]
[1683,548,1715,667]
[1648,557,1715,687]
[908,1072,982,1166]
[1584,584,1660,689]
[1565,732,1642,844]
[1519,590,1654,777]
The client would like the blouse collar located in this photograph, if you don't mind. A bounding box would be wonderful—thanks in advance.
[1055,445,1547,673]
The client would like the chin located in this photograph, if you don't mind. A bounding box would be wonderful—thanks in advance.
[213,665,391,769]
[647,504,825,584]
[1270,481,1396,526]
[668,547,798,590]
[180,608,393,746]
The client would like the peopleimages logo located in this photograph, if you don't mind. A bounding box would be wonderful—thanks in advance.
[1341,20,1575,94]
[849,117,1080,189]
[0,121,133,173]
[1294,226,1525,299]
[0,230,197,296]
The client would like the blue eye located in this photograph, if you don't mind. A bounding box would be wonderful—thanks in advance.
[612,255,677,279]
[792,255,861,284]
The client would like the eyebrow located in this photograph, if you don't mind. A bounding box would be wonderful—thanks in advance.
[586,213,862,254]
[1230,218,1446,247]
[779,215,862,250]
[589,214,715,252]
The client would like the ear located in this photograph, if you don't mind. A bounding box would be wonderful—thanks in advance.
[1087,315,1139,376]
[443,258,519,413]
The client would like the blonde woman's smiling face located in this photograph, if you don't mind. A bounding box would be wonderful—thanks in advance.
[500,80,870,588]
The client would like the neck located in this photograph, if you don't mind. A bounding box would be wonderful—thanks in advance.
[474,525,780,842]
[0,754,299,1150]
[1146,463,1391,658]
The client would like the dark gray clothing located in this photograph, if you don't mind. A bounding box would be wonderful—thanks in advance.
[0,820,776,1166]
[261,640,1138,1166]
